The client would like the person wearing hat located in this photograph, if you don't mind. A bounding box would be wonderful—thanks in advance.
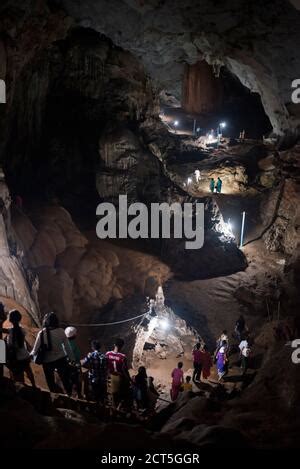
[65,326,82,398]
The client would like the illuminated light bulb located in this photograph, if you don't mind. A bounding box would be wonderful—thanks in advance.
[174,120,179,126]
[160,319,169,330]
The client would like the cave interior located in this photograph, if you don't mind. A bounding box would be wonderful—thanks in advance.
[0,0,300,451]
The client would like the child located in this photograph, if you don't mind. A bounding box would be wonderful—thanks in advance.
[182,375,193,391]
[170,362,184,401]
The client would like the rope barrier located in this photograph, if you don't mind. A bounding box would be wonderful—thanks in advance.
[69,312,147,327]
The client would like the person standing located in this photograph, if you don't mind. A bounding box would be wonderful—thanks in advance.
[170,362,184,401]
[133,366,149,410]
[235,315,246,341]
[182,375,193,391]
[106,338,131,410]
[65,326,82,398]
[200,345,213,380]
[194,169,201,183]
[1,310,36,387]
[31,312,73,395]
[216,330,229,350]
[192,342,202,383]
[216,340,228,381]
[239,337,251,375]
[82,340,107,403]
[209,178,215,193]
[147,376,159,412]
[216,177,222,193]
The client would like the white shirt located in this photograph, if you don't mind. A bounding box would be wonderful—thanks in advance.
[32,327,74,363]
[239,340,249,357]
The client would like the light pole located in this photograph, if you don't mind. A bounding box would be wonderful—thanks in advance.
[193,119,196,136]
[218,122,226,137]
[240,211,246,248]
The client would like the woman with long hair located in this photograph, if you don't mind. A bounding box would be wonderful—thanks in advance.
[0,309,36,386]
[133,366,149,410]
[31,312,74,395]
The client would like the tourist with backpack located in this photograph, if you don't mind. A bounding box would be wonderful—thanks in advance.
[1,309,36,387]
[82,340,107,403]
[31,312,73,395]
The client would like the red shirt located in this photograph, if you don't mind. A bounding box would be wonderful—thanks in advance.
[106,350,127,375]
[193,349,202,364]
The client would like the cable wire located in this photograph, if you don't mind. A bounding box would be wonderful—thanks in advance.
[69,312,147,327]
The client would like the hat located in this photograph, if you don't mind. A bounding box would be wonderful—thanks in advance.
[65,326,77,338]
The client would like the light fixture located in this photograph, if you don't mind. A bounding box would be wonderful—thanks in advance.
[160,319,169,330]
[174,120,179,126]
[220,122,226,128]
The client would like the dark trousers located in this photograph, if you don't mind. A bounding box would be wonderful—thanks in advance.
[241,356,249,374]
[91,379,107,403]
[193,362,202,382]
[43,357,72,395]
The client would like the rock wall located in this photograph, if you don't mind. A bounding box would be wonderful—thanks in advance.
[0,171,40,325]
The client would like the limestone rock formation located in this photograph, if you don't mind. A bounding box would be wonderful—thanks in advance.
[12,204,172,323]
[0,171,40,325]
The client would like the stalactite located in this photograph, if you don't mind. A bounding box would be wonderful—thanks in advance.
[182,60,223,114]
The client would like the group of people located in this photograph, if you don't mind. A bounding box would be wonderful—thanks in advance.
[170,343,212,401]
[214,315,251,380]
[210,177,222,194]
[1,302,252,410]
[169,314,251,399]
[0,307,159,414]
